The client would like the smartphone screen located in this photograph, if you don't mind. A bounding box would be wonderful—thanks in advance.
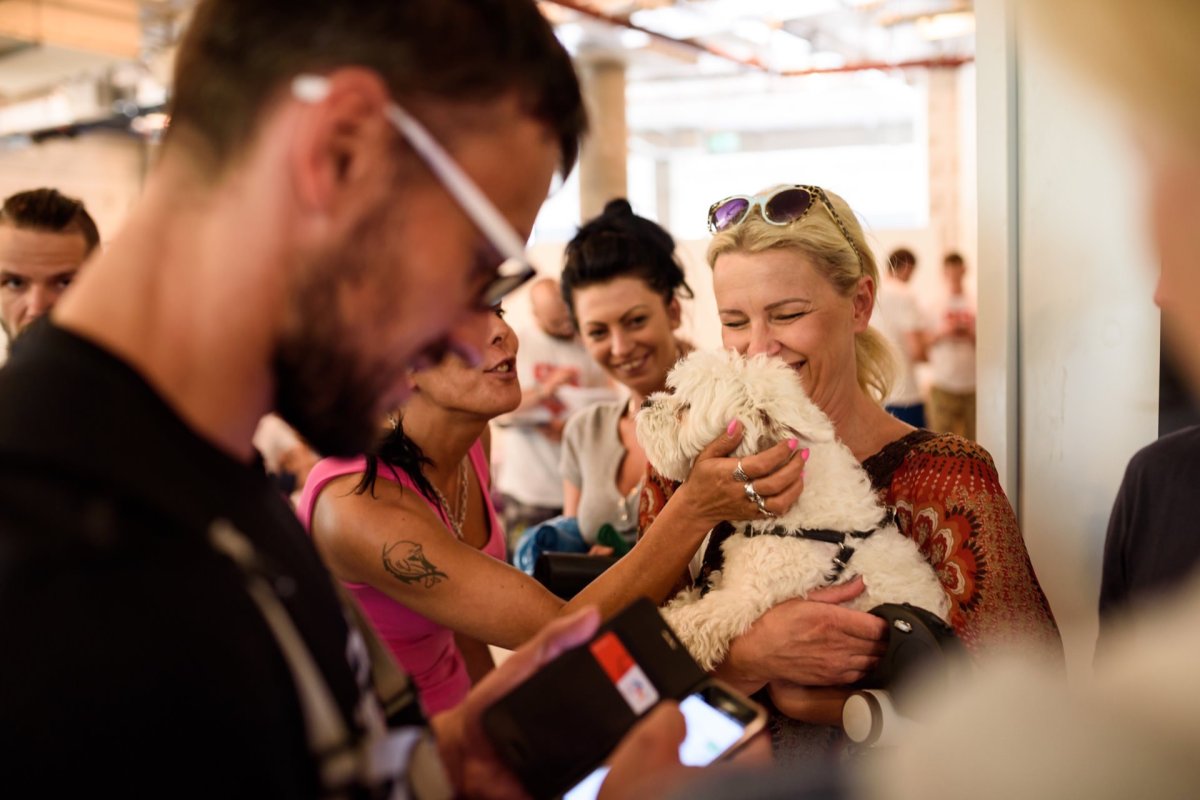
[562,688,756,800]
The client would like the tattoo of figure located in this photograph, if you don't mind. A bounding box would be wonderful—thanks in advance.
[382,541,448,588]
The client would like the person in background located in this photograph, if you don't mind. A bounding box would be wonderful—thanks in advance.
[1097,421,1200,656]
[0,188,99,353]
[495,276,611,555]
[872,247,927,428]
[924,253,976,440]
[559,198,693,554]
[253,413,320,505]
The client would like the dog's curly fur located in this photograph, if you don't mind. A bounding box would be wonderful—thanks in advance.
[636,349,950,670]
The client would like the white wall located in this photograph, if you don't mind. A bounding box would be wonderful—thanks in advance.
[0,131,147,241]
[977,0,1161,677]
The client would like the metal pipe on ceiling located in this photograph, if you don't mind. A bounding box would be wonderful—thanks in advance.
[540,0,974,76]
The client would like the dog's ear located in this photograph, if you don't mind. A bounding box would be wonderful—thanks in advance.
[746,357,837,446]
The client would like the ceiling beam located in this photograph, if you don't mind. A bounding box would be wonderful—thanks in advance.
[541,0,770,72]
[0,0,141,59]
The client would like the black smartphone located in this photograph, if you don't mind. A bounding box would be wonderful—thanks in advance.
[482,597,709,799]
[562,678,767,800]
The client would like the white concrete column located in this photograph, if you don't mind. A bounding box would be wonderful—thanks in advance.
[927,65,961,256]
[577,56,628,222]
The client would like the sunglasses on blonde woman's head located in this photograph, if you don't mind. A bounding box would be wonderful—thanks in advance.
[291,74,535,309]
[706,185,865,271]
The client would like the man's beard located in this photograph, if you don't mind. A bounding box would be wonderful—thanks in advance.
[272,321,388,458]
[272,218,396,458]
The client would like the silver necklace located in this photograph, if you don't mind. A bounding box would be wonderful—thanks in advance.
[430,458,469,540]
[616,398,645,531]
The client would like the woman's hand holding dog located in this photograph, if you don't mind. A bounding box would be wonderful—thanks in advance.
[674,420,808,528]
[711,577,888,696]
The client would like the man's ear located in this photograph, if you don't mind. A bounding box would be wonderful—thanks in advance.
[288,68,394,223]
[851,274,875,333]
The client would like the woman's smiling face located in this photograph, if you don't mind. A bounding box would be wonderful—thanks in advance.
[572,275,681,398]
[712,247,874,413]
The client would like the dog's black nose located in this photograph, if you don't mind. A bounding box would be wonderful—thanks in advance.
[640,397,655,410]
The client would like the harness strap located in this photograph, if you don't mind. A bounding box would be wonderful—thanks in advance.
[735,508,895,584]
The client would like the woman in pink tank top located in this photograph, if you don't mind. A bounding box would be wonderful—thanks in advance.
[300,304,788,716]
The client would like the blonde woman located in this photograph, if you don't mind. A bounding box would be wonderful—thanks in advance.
[640,185,1061,759]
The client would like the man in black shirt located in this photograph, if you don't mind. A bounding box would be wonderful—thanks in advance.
[0,1,685,796]
[1098,425,1200,653]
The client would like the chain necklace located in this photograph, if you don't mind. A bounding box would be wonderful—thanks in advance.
[430,458,469,540]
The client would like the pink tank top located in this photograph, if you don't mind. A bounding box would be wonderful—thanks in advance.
[297,440,506,715]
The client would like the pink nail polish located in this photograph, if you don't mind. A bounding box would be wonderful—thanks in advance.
[787,438,799,450]
[726,420,739,436]
[800,448,810,461]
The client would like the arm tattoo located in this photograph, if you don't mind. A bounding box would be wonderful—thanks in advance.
[382,541,448,588]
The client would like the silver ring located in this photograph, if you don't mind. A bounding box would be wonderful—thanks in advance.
[756,495,775,517]
[744,481,775,517]
[732,460,751,483]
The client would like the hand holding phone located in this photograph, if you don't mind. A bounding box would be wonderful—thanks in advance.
[564,680,766,800]
[482,598,765,799]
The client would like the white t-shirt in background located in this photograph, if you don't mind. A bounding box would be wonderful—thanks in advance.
[872,275,926,406]
[495,326,612,508]
[926,293,977,394]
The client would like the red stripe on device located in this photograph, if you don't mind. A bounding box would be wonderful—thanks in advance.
[589,631,659,714]
[590,632,634,683]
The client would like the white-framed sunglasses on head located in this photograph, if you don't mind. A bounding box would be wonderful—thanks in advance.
[706,184,864,271]
[292,74,535,308]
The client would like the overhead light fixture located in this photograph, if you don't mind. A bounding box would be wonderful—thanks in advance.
[732,19,774,46]
[630,6,723,40]
[916,11,975,40]
[554,22,585,53]
[619,29,652,49]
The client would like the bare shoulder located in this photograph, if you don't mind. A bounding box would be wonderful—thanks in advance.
[310,470,444,572]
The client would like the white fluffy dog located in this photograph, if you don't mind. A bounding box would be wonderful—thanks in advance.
[636,349,950,671]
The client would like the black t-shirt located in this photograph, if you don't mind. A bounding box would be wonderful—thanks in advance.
[1099,425,1200,649]
[0,323,405,795]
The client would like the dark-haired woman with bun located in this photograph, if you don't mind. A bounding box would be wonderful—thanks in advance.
[558,199,693,552]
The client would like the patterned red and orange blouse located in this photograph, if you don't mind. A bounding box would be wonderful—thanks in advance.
[639,429,1063,660]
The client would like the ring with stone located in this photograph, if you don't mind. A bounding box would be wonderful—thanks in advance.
[733,460,751,483]
[743,481,759,502]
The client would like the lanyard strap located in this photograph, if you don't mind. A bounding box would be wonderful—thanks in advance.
[208,519,425,797]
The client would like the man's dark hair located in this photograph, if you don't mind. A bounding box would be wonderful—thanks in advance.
[561,198,693,327]
[944,252,965,267]
[888,247,917,273]
[168,0,586,175]
[0,188,100,254]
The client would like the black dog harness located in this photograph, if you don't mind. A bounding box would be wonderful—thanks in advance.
[733,508,897,584]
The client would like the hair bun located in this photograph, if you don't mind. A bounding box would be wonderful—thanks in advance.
[602,198,634,217]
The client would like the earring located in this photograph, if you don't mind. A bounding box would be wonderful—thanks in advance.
[387,414,399,431]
